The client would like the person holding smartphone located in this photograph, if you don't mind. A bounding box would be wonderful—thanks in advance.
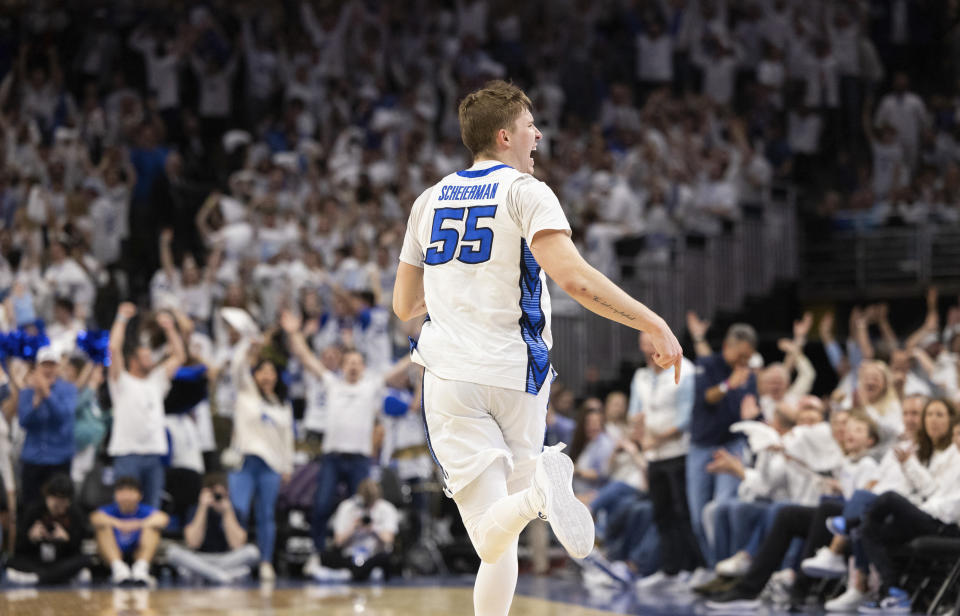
[166,472,260,584]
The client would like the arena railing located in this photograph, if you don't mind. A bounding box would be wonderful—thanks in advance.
[550,184,798,393]
[800,224,960,300]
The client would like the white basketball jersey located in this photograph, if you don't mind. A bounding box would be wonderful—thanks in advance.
[399,161,571,394]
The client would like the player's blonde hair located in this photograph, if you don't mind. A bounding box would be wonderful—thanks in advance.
[457,80,532,158]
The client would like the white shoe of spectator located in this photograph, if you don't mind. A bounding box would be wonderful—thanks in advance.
[530,443,594,559]
[74,568,92,584]
[801,547,846,579]
[635,570,682,592]
[131,559,155,588]
[111,560,132,585]
[5,568,39,585]
[715,552,751,577]
[259,562,276,583]
[583,565,614,588]
[226,567,251,582]
[309,565,352,583]
[370,567,384,583]
[606,561,636,586]
[303,554,323,579]
[686,567,714,589]
[760,568,795,605]
[825,586,866,612]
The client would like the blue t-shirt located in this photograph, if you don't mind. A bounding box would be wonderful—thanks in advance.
[691,353,757,447]
[98,502,156,554]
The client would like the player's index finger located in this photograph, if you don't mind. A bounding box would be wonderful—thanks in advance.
[673,359,681,384]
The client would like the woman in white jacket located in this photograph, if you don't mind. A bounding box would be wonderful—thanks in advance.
[227,335,295,582]
[857,398,960,612]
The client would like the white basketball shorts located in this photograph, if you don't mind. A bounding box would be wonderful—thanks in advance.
[421,369,550,497]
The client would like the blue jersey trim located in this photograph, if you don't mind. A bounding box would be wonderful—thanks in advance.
[456,164,511,178]
[518,239,550,394]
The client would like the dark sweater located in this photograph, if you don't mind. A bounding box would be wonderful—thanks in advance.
[16,502,85,562]
[690,353,757,447]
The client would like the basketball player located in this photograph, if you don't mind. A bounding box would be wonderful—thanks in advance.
[393,80,683,615]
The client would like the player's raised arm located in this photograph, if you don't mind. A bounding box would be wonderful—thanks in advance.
[529,228,684,383]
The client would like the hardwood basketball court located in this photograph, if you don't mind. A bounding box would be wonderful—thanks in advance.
[0,584,623,615]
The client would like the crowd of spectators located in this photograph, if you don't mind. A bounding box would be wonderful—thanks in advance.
[581,286,960,613]
[0,1,956,612]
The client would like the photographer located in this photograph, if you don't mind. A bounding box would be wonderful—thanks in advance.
[166,473,260,584]
[5,474,91,585]
[308,478,399,582]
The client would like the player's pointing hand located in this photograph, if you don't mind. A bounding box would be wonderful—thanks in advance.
[648,320,684,384]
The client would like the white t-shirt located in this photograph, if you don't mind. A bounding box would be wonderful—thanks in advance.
[322,373,384,457]
[636,33,673,83]
[302,369,329,433]
[107,367,172,456]
[872,141,906,198]
[44,259,95,310]
[354,307,392,372]
[399,162,571,393]
[89,194,126,265]
[788,111,823,154]
[178,282,213,322]
[837,454,880,500]
[164,413,205,473]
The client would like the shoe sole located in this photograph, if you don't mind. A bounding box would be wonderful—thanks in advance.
[705,599,761,612]
[825,601,863,612]
[539,449,594,558]
[801,563,846,579]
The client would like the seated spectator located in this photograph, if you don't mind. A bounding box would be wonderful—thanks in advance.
[90,476,169,586]
[5,474,92,585]
[308,478,399,582]
[591,413,647,537]
[166,473,260,584]
[545,385,576,447]
[803,396,957,611]
[570,401,614,498]
[707,404,805,579]
[694,397,833,597]
[703,410,880,611]
[107,303,186,509]
[17,345,77,511]
[603,391,629,441]
[859,461,960,613]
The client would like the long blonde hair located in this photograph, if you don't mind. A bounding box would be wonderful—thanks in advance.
[857,360,899,416]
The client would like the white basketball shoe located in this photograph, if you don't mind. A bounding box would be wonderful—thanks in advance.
[530,443,595,559]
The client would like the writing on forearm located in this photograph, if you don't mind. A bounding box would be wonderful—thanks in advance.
[592,295,636,321]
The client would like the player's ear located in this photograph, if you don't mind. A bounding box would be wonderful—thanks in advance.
[497,127,510,148]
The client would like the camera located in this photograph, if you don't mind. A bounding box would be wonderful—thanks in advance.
[213,492,223,502]
[361,514,372,526]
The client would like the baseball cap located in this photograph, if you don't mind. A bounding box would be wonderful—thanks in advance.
[36,345,60,364]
